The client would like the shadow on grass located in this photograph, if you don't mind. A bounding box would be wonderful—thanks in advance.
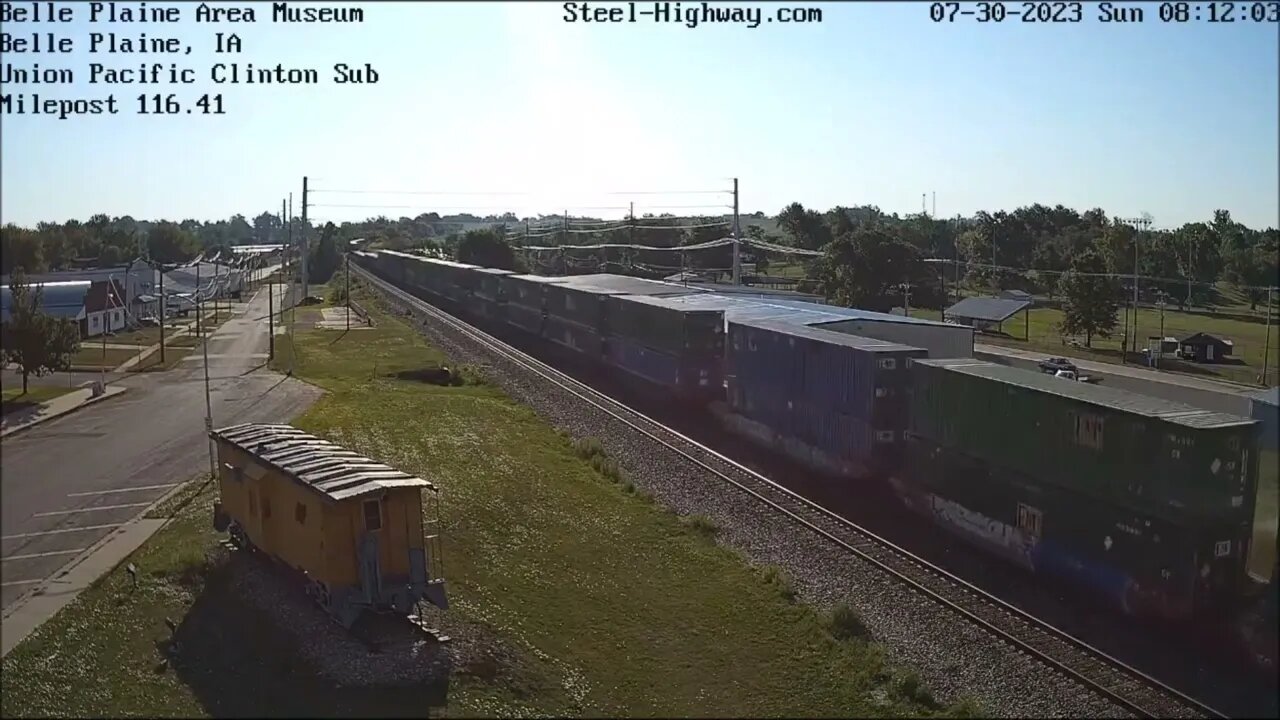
[166,554,450,719]
[0,397,42,417]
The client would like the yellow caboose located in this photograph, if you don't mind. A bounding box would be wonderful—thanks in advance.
[209,422,447,628]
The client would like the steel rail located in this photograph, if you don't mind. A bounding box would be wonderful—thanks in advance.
[354,263,1226,720]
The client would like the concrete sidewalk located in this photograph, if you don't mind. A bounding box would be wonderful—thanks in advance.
[0,385,128,438]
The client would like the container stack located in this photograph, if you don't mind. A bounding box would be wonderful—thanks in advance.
[727,318,926,477]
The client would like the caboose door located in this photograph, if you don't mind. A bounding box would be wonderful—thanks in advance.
[359,532,382,604]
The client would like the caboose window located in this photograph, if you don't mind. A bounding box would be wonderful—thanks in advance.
[363,499,382,531]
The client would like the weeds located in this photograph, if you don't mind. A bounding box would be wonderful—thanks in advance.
[757,565,797,603]
[825,603,870,641]
[680,514,719,540]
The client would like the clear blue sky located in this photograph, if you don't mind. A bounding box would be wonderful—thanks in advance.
[1,1,1276,229]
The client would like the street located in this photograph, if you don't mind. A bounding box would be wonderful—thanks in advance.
[975,343,1262,417]
[0,283,321,610]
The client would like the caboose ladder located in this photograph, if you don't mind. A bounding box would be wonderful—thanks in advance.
[422,492,448,610]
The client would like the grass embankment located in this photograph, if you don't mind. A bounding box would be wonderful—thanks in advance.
[0,385,74,415]
[1,282,980,718]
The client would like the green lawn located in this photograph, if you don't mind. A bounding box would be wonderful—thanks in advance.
[0,284,980,718]
[69,346,141,371]
[0,385,75,415]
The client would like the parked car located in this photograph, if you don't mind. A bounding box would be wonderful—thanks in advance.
[1039,356,1077,374]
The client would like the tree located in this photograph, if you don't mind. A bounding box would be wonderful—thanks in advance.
[1,269,81,393]
[0,224,45,275]
[1057,249,1120,347]
[776,203,832,250]
[147,222,199,264]
[455,228,523,271]
[816,228,929,312]
[308,222,342,283]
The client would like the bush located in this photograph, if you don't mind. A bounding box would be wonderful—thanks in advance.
[825,603,870,641]
[328,283,348,305]
[890,670,933,705]
[758,564,797,603]
[680,514,718,539]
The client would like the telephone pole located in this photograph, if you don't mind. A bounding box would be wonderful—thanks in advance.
[1122,216,1152,360]
[301,177,310,300]
[345,251,351,332]
[1264,285,1274,386]
[731,177,741,286]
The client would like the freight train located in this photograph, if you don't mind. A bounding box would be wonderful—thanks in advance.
[354,248,1277,670]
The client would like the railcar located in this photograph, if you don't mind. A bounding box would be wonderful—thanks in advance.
[900,358,1260,621]
[723,318,926,479]
[210,423,448,629]
[601,294,724,403]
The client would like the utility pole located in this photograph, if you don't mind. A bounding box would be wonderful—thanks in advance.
[629,201,635,246]
[301,176,310,300]
[899,282,912,315]
[731,177,741,286]
[268,272,274,359]
[1264,285,1274,386]
[932,191,936,218]
[345,251,351,332]
[195,260,203,339]
[158,262,166,364]
[563,210,569,250]
[1123,216,1151,361]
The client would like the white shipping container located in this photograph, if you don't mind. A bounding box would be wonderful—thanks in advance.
[812,318,974,360]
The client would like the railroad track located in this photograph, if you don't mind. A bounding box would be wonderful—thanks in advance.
[355,264,1225,720]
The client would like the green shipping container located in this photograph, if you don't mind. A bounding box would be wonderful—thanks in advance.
[909,359,1259,525]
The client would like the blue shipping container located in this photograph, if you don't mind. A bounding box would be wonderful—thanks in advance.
[606,335,681,388]
[545,316,602,358]
[505,302,544,335]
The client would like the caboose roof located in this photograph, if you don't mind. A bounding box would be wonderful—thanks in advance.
[210,423,434,502]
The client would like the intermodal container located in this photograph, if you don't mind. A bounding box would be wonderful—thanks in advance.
[727,318,924,421]
[544,315,603,359]
[474,267,514,303]
[545,283,614,331]
[605,294,724,357]
[504,302,544,335]
[909,358,1260,524]
[901,434,1251,620]
[503,274,568,311]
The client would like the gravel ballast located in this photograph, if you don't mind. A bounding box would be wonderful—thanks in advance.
[371,284,1133,719]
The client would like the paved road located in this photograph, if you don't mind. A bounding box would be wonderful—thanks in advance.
[975,343,1263,416]
[0,284,321,610]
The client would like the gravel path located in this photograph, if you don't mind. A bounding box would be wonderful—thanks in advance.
[376,289,1133,719]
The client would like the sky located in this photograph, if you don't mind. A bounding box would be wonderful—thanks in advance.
[1,1,1277,230]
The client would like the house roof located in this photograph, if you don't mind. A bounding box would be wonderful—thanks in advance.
[210,423,435,502]
[944,297,1032,323]
[917,358,1256,430]
[0,281,91,322]
[84,279,127,313]
[1179,332,1233,346]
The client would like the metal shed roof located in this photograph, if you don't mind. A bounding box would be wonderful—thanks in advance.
[210,423,435,502]
[0,281,91,322]
[918,358,1257,430]
[734,317,925,353]
[944,297,1032,323]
